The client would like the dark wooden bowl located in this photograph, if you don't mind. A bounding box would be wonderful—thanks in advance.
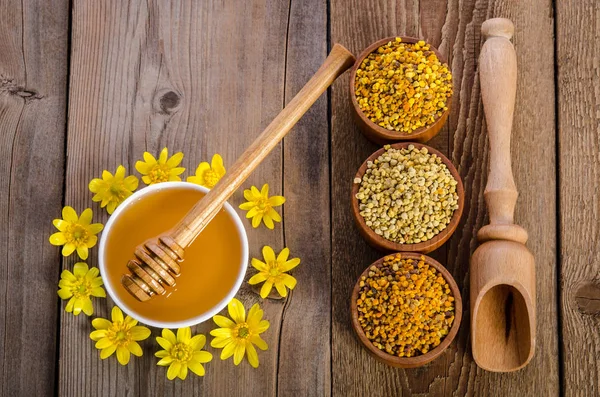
[350,252,462,368]
[349,37,452,145]
[351,142,464,254]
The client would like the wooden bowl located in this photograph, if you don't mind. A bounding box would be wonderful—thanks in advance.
[350,252,462,368]
[351,142,464,254]
[349,37,452,144]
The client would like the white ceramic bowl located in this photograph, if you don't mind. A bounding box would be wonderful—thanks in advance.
[98,182,249,328]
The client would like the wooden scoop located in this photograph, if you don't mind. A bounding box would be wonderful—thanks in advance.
[121,44,355,301]
[470,18,536,372]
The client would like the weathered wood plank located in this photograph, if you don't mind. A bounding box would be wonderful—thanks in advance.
[277,0,331,396]
[331,0,558,395]
[0,0,68,395]
[61,0,292,395]
[556,1,600,395]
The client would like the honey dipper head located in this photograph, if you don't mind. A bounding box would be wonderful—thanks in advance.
[121,235,185,302]
[481,18,514,40]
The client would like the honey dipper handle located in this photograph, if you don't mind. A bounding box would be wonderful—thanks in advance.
[171,44,355,247]
[479,19,518,227]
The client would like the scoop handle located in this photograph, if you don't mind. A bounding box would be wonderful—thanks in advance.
[478,19,527,243]
[171,44,356,247]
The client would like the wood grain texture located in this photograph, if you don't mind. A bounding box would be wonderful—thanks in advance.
[0,0,68,395]
[331,0,558,395]
[556,0,600,395]
[277,0,332,395]
[61,0,293,395]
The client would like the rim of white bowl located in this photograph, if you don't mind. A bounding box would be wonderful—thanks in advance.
[98,181,249,329]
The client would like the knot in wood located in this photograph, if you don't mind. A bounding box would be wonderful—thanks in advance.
[574,283,600,315]
[154,89,181,115]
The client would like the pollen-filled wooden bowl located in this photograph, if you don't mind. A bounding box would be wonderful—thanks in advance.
[351,142,464,254]
[349,37,452,145]
[350,252,462,368]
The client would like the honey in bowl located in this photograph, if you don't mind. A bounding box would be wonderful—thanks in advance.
[100,182,247,327]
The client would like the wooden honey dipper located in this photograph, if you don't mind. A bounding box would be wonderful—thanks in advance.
[122,44,355,301]
[470,18,536,372]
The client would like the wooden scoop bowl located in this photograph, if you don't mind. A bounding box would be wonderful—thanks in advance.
[121,44,356,301]
[470,18,536,372]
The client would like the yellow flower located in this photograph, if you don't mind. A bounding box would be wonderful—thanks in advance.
[90,306,151,365]
[49,206,104,260]
[187,154,226,188]
[57,262,106,316]
[89,165,139,214]
[239,184,285,229]
[210,298,269,368]
[155,327,213,380]
[135,147,185,185]
[249,246,300,298]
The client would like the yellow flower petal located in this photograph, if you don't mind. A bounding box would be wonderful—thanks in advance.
[193,351,213,364]
[92,318,112,330]
[116,346,131,365]
[250,185,261,199]
[277,248,290,263]
[156,336,173,351]
[100,345,117,359]
[250,335,268,350]
[91,287,106,298]
[123,175,139,190]
[157,357,174,366]
[162,328,177,345]
[95,337,114,349]
[212,315,234,329]
[251,213,263,228]
[177,327,191,343]
[143,151,157,165]
[178,363,188,380]
[128,341,143,357]
[269,208,282,222]
[62,206,78,222]
[239,202,256,210]
[135,161,151,174]
[189,334,206,351]
[89,330,106,341]
[155,350,169,358]
[115,165,126,179]
[158,148,169,164]
[62,243,76,257]
[79,208,93,225]
[260,184,269,197]
[49,232,66,246]
[60,270,76,282]
[111,306,124,323]
[210,328,233,338]
[251,258,267,272]
[88,223,104,234]
[281,274,297,289]
[260,281,273,299]
[130,326,151,341]
[246,343,259,368]
[52,219,70,232]
[233,343,245,365]
[82,298,94,316]
[65,297,75,312]
[269,195,286,206]
[167,362,181,380]
[256,320,270,334]
[76,245,89,260]
[263,215,274,229]
[57,289,72,300]
[280,258,300,272]
[73,262,88,277]
[211,337,232,348]
[227,298,246,324]
[248,273,267,285]
[220,342,236,360]
[247,304,263,327]
[188,361,205,376]
[246,207,259,219]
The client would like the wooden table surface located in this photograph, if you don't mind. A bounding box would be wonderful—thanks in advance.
[1,0,598,396]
